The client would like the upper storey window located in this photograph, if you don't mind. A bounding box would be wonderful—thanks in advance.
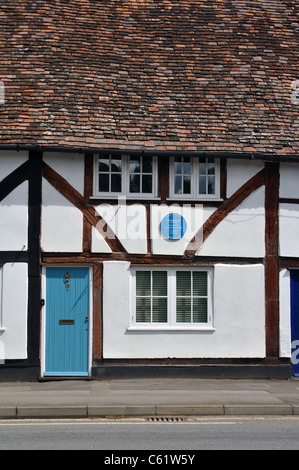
[93,154,220,200]
[169,157,220,200]
[94,154,158,198]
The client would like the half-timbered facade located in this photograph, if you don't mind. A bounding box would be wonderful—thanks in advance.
[0,0,298,380]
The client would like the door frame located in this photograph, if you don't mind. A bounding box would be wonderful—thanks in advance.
[40,265,93,378]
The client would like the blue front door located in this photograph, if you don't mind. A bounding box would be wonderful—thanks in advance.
[291,271,299,376]
[45,267,90,377]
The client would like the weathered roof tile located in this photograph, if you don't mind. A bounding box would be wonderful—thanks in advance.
[0,0,298,155]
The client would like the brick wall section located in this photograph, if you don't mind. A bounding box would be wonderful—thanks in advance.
[0,0,298,154]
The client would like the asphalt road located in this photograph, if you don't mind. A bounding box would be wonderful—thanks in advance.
[1,416,299,451]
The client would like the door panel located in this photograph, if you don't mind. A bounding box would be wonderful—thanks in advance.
[45,267,89,376]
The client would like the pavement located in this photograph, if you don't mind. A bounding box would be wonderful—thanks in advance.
[1,377,299,419]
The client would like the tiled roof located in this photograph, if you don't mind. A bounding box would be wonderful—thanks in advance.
[0,0,298,155]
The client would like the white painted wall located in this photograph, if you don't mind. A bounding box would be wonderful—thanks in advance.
[197,187,265,258]
[279,269,291,358]
[279,165,299,257]
[91,227,112,253]
[151,204,212,255]
[41,179,83,252]
[226,158,264,198]
[279,203,299,257]
[43,152,85,195]
[0,263,28,359]
[0,182,28,251]
[95,202,148,254]
[0,151,28,182]
[280,163,299,199]
[102,261,265,359]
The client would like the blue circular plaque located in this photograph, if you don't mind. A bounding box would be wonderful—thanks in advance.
[160,213,187,240]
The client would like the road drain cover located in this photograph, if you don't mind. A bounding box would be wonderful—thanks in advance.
[147,416,185,422]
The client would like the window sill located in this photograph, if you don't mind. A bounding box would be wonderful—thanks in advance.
[127,326,215,332]
[166,197,223,203]
[90,196,161,202]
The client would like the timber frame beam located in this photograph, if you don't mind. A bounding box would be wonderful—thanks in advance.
[264,162,280,358]
[42,161,126,254]
[185,168,266,255]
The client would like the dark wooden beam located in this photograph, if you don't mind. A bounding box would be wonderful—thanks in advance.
[0,160,30,202]
[264,162,280,358]
[42,252,264,265]
[27,151,42,364]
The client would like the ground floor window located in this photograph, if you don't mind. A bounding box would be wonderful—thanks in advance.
[131,267,213,329]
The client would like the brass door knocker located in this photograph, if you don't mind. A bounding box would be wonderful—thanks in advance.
[64,272,71,291]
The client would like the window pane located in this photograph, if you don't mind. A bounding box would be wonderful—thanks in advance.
[183,176,191,194]
[175,175,182,194]
[142,175,152,193]
[193,272,207,296]
[136,271,151,296]
[111,158,122,172]
[142,156,152,173]
[183,158,191,174]
[111,173,121,192]
[193,298,208,323]
[208,176,215,194]
[174,158,182,174]
[176,298,191,322]
[199,158,206,175]
[153,271,167,297]
[153,298,167,323]
[99,157,109,172]
[130,157,140,173]
[130,174,140,193]
[176,271,191,296]
[199,176,206,194]
[98,173,109,192]
[136,298,151,323]
[208,159,215,174]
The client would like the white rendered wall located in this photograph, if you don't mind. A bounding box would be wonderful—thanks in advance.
[197,187,265,258]
[0,263,28,359]
[43,152,85,195]
[102,261,265,359]
[95,202,148,254]
[279,203,299,257]
[91,226,112,253]
[279,269,291,358]
[280,163,299,199]
[0,151,28,182]
[0,182,28,251]
[41,179,83,252]
[279,164,299,257]
[151,204,212,256]
[226,159,264,198]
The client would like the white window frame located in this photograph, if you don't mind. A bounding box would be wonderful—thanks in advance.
[93,154,159,199]
[169,157,221,201]
[129,267,214,331]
